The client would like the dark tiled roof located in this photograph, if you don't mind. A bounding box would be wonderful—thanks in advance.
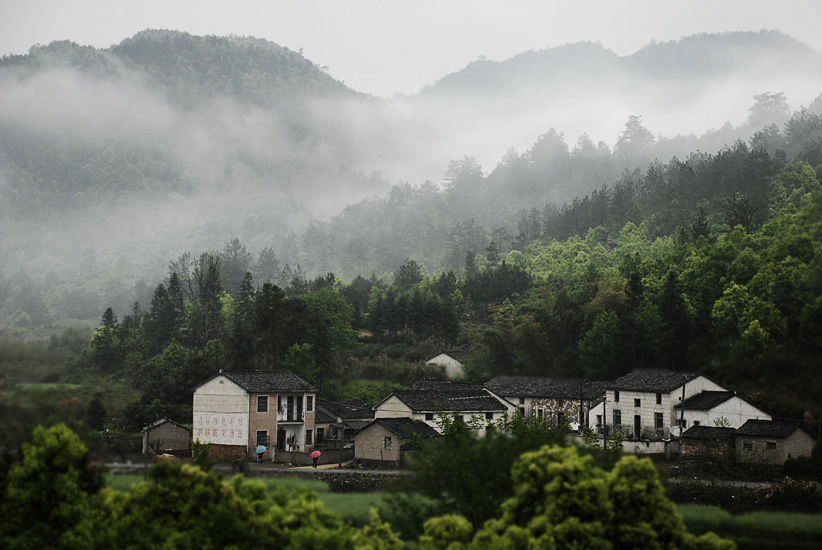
[675,391,735,411]
[142,418,190,432]
[391,388,508,412]
[318,399,375,420]
[610,370,701,393]
[314,409,336,424]
[345,420,371,431]
[361,417,440,439]
[736,420,804,438]
[682,426,736,440]
[485,376,608,401]
[410,380,485,391]
[222,370,316,393]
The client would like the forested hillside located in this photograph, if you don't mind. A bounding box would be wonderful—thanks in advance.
[1,30,822,440]
[2,30,822,340]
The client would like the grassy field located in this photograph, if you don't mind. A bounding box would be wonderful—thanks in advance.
[678,504,822,549]
[105,473,386,525]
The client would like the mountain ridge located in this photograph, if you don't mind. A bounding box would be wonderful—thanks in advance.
[421,30,822,97]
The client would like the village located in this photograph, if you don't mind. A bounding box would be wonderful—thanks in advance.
[141,353,816,474]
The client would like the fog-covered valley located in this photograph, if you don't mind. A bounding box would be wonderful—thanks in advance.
[1,29,822,330]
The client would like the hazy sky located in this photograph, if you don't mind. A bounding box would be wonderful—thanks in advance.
[2,0,822,97]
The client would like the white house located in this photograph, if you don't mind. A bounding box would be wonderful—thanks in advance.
[192,369,317,460]
[675,390,770,428]
[373,381,515,436]
[587,370,727,440]
[426,351,465,379]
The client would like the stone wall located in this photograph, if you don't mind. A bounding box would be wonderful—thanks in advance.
[207,443,246,460]
[315,470,401,493]
[274,448,354,466]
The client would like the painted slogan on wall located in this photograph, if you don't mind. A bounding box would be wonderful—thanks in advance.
[195,413,246,445]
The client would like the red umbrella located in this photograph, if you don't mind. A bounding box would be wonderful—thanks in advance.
[311,450,321,458]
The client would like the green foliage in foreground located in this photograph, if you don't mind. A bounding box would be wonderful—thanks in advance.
[418,446,736,550]
[1,424,402,550]
[3,424,735,549]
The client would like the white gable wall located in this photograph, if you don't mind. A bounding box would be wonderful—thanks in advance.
[683,396,771,429]
[193,375,250,447]
[374,395,413,419]
[427,353,463,379]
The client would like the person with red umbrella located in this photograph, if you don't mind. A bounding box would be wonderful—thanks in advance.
[311,449,321,469]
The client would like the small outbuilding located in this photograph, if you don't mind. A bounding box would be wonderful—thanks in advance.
[680,425,736,462]
[142,418,191,456]
[735,419,815,465]
[353,417,440,469]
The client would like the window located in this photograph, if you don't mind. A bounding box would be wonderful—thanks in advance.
[656,393,662,405]
[766,441,777,451]
[655,412,663,430]
[518,407,525,416]
[306,429,313,446]
[537,409,544,419]
[307,396,314,412]
[316,428,324,443]
[257,395,269,413]
[743,440,753,451]
[384,436,392,449]
[676,419,688,429]
[614,391,620,402]
[634,398,641,407]
[613,410,622,426]
[256,430,269,446]
[425,413,434,421]
[596,414,602,426]
[519,397,525,405]
[485,412,494,420]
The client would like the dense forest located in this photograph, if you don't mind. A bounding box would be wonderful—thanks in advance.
[1,29,822,450]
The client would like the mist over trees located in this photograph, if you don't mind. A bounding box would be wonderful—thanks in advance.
[0,30,821,411]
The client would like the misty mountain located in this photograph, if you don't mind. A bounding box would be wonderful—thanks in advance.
[425,31,822,96]
[1,29,822,334]
[408,30,822,169]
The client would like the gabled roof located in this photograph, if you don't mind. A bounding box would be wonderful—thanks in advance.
[318,399,375,420]
[357,417,440,440]
[220,370,316,393]
[485,376,608,400]
[427,350,465,362]
[736,419,806,438]
[142,418,190,433]
[682,426,736,440]
[381,388,508,413]
[675,391,735,411]
[314,409,336,424]
[610,370,701,393]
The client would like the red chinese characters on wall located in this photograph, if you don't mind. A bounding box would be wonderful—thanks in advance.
[195,413,246,445]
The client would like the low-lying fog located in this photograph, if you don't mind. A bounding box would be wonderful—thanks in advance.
[1,34,822,321]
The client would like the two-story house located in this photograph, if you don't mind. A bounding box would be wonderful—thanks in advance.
[587,370,727,440]
[192,369,317,460]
